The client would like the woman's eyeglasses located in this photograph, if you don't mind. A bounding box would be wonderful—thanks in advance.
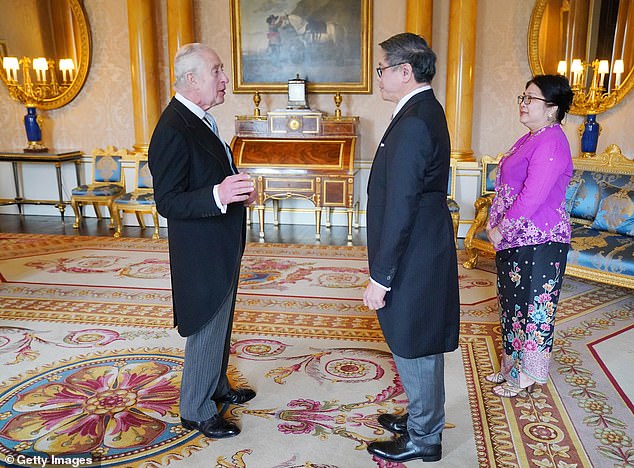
[376,62,408,78]
[517,94,549,105]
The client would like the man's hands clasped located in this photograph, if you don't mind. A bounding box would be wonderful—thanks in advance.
[218,173,256,206]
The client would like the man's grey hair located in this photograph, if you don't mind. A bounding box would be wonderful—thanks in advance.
[173,43,213,91]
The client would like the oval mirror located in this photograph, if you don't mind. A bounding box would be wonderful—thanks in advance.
[0,0,91,110]
[528,0,633,115]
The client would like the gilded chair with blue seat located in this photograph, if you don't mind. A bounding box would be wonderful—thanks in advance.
[463,153,501,268]
[112,153,159,239]
[70,146,128,230]
[447,158,460,241]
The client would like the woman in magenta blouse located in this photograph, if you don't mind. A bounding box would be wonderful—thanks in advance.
[486,74,574,398]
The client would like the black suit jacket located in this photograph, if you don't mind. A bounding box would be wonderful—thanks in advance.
[367,89,460,358]
[148,98,246,337]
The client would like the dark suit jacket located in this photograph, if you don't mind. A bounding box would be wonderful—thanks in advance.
[367,89,460,358]
[148,98,246,337]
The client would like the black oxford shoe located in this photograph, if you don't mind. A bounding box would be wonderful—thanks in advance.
[215,388,256,405]
[180,415,240,438]
[377,413,408,434]
[367,434,441,463]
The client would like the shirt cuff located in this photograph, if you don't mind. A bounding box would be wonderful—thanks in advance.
[213,185,227,214]
[370,277,391,291]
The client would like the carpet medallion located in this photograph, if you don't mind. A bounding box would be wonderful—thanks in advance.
[0,233,632,467]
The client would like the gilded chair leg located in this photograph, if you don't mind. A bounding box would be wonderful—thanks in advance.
[451,212,460,243]
[151,210,160,239]
[107,202,116,229]
[71,199,81,229]
[92,203,103,220]
[463,248,479,269]
[136,212,146,229]
[112,207,122,238]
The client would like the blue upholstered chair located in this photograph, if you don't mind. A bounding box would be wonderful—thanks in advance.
[112,153,159,239]
[447,158,460,241]
[463,153,502,268]
[480,154,500,195]
[70,146,127,230]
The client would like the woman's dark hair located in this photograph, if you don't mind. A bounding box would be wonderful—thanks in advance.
[526,74,574,122]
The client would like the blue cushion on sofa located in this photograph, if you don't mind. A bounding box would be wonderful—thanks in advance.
[570,171,601,220]
[565,175,584,213]
[568,223,634,277]
[590,185,634,236]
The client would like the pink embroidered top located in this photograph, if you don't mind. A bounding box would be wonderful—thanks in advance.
[488,123,572,251]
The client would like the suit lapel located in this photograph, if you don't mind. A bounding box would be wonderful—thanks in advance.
[381,89,432,141]
[169,99,235,174]
[368,90,434,191]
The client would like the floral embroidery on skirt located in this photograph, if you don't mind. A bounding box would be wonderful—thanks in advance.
[495,242,569,386]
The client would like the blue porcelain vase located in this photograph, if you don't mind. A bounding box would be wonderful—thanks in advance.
[580,114,600,154]
[23,106,48,152]
[24,106,42,142]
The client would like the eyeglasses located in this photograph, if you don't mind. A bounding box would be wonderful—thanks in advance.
[376,62,408,78]
[517,94,549,105]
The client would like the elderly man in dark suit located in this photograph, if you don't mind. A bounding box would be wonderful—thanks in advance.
[363,33,460,463]
[148,43,256,439]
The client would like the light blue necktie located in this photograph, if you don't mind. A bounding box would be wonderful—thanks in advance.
[204,113,219,136]
[203,113,235,173]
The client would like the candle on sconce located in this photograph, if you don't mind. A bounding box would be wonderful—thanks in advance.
[598,60,609,88]
[571,59,583,85]
[58,58,74,82]
[613,59,624,88]
[3,56,19,81]
[32,57,48,82]
[557,60,567,76]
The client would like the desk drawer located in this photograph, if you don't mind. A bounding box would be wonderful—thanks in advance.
[264,178,314,192]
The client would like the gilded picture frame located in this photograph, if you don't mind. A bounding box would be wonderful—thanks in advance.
[229,0,372,94]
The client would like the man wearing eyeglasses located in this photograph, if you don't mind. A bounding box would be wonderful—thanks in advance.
[363,33,460,463]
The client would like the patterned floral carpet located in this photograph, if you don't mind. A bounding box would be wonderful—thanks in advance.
[0,233,632,467]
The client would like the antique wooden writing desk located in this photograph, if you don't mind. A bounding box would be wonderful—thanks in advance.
[231,110,359,241]
[0,149,82,219]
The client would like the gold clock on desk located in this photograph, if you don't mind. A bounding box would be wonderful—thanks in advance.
[287,74,308,109]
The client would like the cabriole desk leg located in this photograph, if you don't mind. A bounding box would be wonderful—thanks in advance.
[11,162,23,215]
[257,205,265,239]
[54,162,66,220]
[73,160,84,218]
[347,208,353,241]
[315,208,322,240]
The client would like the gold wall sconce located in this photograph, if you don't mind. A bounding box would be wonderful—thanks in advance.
[2,56,76,152]
[0,0,92,152]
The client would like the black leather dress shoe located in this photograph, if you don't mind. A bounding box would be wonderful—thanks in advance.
[180,415,240,438]
[377,413,408,434]
[367,434,441,463]
[215,388,256,405]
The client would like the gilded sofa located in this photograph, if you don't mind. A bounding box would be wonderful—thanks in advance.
[463,144,634,289]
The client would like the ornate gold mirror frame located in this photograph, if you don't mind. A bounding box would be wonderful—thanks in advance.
[0,0,92,110]
[528,0,633,115]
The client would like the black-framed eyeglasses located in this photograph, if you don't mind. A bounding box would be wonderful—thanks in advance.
[376,62,408,78]
[517,94,549,105]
